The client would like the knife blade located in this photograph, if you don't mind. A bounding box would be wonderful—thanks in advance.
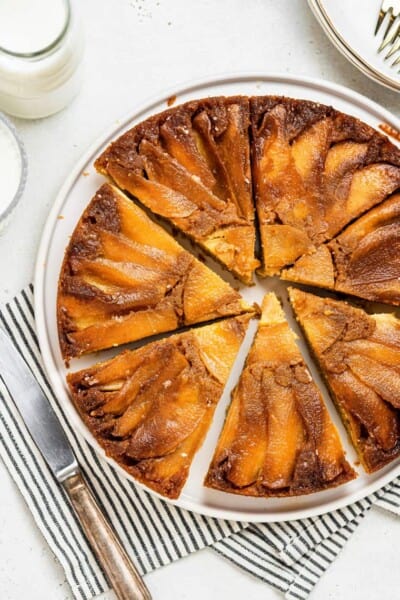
[0,326,152,600]
[0,326,78,481]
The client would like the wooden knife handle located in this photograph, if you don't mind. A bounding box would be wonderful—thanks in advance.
[63,472,152,600]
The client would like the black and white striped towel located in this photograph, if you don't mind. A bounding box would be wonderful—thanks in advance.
[1,286,400,600]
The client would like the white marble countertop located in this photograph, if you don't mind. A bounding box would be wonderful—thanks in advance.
[1,1,400,598]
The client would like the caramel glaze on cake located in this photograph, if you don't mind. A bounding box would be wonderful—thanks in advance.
[95,96,260,285]
[251,96,400,276]
[205,294,355,497]
[283,193,400,306]
[58,183,254,362]
[67,315,251,499]
[289,288,400,473]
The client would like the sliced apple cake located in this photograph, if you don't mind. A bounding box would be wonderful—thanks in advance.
[60,94,400,500]
[58,183,254,361]
[289,288,400,473]
[251,96,400,276]
[205,293,355,496]
[67,315,251,498]
[95,97,260,284]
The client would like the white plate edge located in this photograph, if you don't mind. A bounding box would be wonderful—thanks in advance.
[307,0,400,93]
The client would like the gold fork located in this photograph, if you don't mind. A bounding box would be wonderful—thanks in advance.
[375,0,400,69]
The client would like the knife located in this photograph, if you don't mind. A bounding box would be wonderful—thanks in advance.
[0,326,152,600]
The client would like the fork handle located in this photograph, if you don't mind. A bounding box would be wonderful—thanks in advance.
[63,472,152,600]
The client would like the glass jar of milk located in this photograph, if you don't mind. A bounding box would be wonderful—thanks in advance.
[0,0,84,119]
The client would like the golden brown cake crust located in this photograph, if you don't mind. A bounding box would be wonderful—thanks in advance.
[67,316,251,499]
[95,96,259,284]
[205,294,355,497]
[250,96,400,276]
[57,183,253,362]
[289,288,400,473]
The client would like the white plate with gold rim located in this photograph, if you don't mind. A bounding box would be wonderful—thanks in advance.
[35,74,400,522]
[308,0,400,92]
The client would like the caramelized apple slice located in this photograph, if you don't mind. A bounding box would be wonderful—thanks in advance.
[192,316,250,385]
[282,245,335,288]
[371,313,400,347]
[345,224,400,286]
[203,225,259,283]
[212,103,253,220]
[258,224,314,276]
[159,116,216,189]
[82,349,149,388]
[117,194,185,252]
[74,258,167,288]
[255,105,310,228]
[330,371,398,452]
[192,110,236,204]
[119,170,199,219]
[127,380,205,459]
[345,339,400,369]
[316,411,347,482]
[262,373,304,489]
[288,290,347,354]
[323,164,400,240]
[67,306,180,356]
[291,117,331,185]
[113,397,153,437]
[98,229,178,268]
[323,141,368,186]
[60,284,166,327]
[344,165,400,222]
[347,354,400,409]
[102,344,184,416]
[140,139,228,213]
[133,419,208,499]
[183,261,245,324]
[225,371,267,488]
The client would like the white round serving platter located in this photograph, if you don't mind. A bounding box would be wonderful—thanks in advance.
[308,0,400,93]
[35,73,400,522]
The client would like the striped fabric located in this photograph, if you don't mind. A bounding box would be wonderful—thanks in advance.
[0,286,400,600]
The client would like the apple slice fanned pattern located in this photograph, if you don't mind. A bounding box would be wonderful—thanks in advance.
[289,288,400,473]
[205,293,355,497]
[67,315,251,499]
[58,183,254,361]
[59,95,400,499]
[95,97,259,284]
[250,96,400,276]
[282,193,400,306]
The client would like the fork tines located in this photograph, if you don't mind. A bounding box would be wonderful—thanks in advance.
[375,0,400,70]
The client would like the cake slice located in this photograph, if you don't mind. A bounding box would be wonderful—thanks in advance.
[58,183,254,362]
[205,293,355,497]
[67,315,251,499]
[283,193,400,306]
[251,96,400,276]
[289,288,400,473]
[95,97,260,284]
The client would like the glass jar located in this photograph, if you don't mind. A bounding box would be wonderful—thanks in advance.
[0,0,84,119]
